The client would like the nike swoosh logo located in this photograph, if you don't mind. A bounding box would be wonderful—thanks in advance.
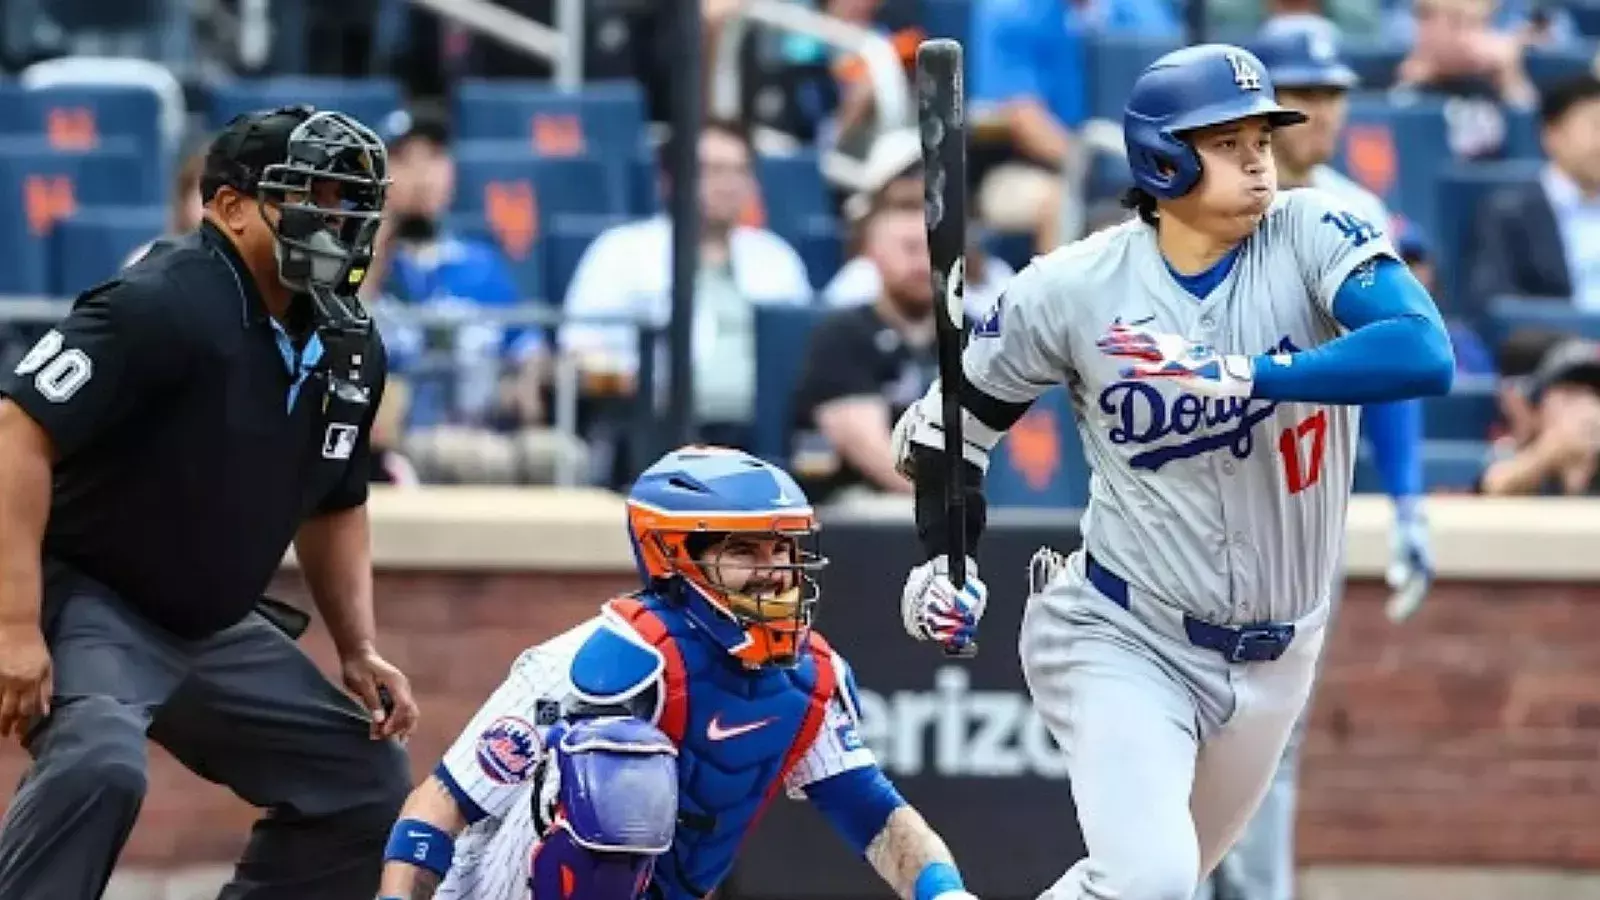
[706,714,778,741]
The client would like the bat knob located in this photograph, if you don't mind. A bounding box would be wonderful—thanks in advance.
[942,642,979,659]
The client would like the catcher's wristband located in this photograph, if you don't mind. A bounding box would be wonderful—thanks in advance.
[914,862,966,900]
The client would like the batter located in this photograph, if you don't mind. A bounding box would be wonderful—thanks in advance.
[891,44,1454,900]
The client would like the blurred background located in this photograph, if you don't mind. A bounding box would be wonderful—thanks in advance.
[4,0,1600,501]
[3,0,1600,898]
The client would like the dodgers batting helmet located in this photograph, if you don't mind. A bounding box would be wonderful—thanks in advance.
[1124,44,1308,200]
[1249,29,1359,91]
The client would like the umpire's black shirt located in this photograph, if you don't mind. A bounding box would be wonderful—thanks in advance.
[0,221,387,638]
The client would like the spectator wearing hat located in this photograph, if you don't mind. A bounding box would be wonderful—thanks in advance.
[823,130,1014,317]
[1467,74,1600,323]
[370,108,585,485]
[1480,337,1600,495]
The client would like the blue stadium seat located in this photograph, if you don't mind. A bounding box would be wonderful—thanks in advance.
[983,230,1034,274]
[1569,4,1600,37]
[1086,35,1182,120]
[53,206,166,296]
[1433,160,1544,322]
[443,213,547,305]
[546,214,629,307]
[0,138,156,294]
[791,215,842,291]
[453,146,630,221]
[1331,94,1456,240]
[1421,385,1498,441]
[1525,46,1596,91]
[1483,297,1600,349]
[755,153,829,244]
[452,80,647,161]
[0,85,165,188]
[988,388,1090,509]
[1354,440,1489,493]
[205,79,402,131]
[923,0,971,45]
[753,305,828,462]
[1343,44,1405,91]
[1501,107,1543,160]
[632,145,660,216]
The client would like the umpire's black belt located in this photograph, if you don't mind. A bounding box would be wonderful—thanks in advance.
[1085,553,1296,663]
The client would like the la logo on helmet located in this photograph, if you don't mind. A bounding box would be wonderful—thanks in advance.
[1228,52,1262,92]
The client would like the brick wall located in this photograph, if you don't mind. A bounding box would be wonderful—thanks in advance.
[2,573,1598,871]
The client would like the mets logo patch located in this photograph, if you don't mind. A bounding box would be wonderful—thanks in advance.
[476,715,541,784]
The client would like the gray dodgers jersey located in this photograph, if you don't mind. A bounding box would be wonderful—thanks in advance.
[966,188,1397,624]
[1310,164,1389,230]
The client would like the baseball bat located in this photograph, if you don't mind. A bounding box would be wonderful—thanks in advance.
[916,38,977,659]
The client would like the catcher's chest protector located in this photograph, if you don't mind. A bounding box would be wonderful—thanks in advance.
[607,596,837,900]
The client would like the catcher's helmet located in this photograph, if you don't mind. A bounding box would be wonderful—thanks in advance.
[1249,29,1359,91]
[1124,44,1308,200]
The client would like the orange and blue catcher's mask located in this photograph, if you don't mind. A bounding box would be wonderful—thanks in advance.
[625,446,828,668]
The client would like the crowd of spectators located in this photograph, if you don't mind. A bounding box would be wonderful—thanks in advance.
[8,0,1600,501]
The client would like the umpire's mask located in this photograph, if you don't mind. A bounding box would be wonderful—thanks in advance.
[256,110,389,402]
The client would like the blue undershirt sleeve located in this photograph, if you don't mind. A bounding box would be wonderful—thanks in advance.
[1250,257,1454,405]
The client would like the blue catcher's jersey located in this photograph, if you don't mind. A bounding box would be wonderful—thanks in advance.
[593,594,839,900]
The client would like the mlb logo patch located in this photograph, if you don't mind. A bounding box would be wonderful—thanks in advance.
[322,423,358,460]
[476,715,541,784]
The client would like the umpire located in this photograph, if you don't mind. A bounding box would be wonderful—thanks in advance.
[0,106,418,898]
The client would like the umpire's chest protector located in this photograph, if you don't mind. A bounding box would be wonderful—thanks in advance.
[606,596,836,899]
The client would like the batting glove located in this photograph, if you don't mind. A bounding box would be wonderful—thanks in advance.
[1385,499,1434,623]
[1096,323,1255,399]
[901,555,987,653]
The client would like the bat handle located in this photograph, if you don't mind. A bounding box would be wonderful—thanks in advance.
[942,642,979,659]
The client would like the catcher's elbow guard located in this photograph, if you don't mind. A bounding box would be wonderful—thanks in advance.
[891,382,1004,477]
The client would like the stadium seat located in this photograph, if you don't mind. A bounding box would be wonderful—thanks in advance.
[0,84,166,188]
[753,305,828,463]
[923,0,971,45]
[452,80,648,161]
[1354,440,1489,493]
[1433,160,1544,322]
[545,214,629,306]
[53,206,167,296]
[1483,297,1600,349]
[454,146,630,222]
[983,230,1034,274]
[205,78,403,131]
[791,215,843,291]
[1525,46,1596,92]
[632,145,660,216]
[1343,44,1406,91]
[0,138,156,294]
[444,213,547,306]
[988,388,1091,509]
[1086,35,1182,120]
[1421,384,1499,441]
[1501,107,1543,160]
[755,153,829,244]
[1331,94,1456,239]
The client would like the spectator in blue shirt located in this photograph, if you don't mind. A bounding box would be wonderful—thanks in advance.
[371,108,588,485]
[971,0,1135,252]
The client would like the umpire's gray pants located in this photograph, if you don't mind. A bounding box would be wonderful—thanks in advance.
[0,562,412,900]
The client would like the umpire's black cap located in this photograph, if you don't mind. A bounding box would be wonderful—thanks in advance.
[200,105,318,202]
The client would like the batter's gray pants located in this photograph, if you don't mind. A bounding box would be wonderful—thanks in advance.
[0,561,412,900]
[1195,708,1308,900]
